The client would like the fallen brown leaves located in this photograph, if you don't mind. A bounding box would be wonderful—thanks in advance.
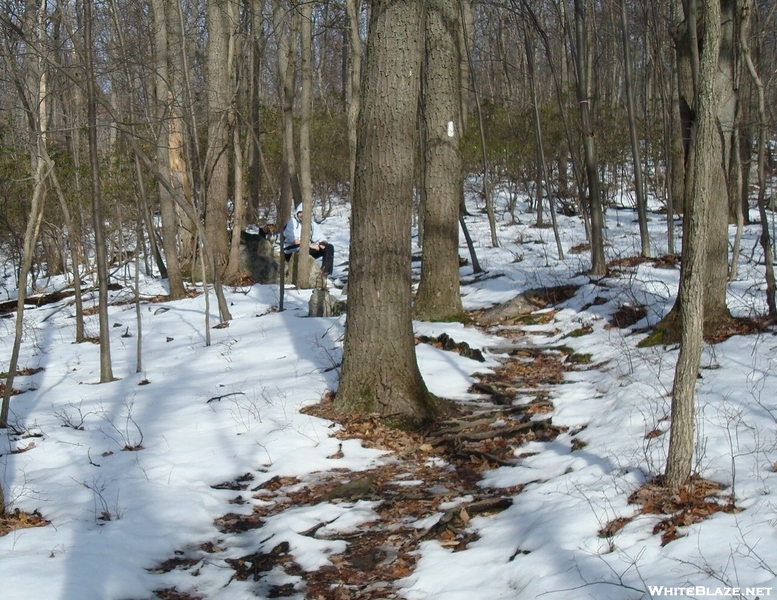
[151,314,581,598]
[600,476,738,546]
[153,588,203,600]
[607,304,648,329]
[0,382,22,396]
[704,317,772,344]
[415,333,486,362]
[607,256,652,269]
[475,348,567,391]
[0,366,44,378]
[0,508,49,538]
[154,390,558,597]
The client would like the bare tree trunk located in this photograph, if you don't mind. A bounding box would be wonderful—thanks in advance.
[205,0,231,273]
[729,105,745,281]
[199,234,212,346]
[45,156,86,341]
[525,28,563,260]
[620,0,650,257]
[169,0,198,271]
[135,217,143,373]
[459,0,498,247]
[457,0,472,220]
[274,0,301,230]
[670,0,687,230]
[665,0,722,490]
[1,160,47,429]
[459,214,482,273]
[151,0,187,298]
[741,0,777,317]
[664,24,681,255]
[107,115,234,324]
[345,0,361,198]
[415,0,465,320]
[337,0,439,424]
[573,0,606,275]
[248,0,265,221]
[225,0,246,283]
[225,119,247,282]
[658,0,736,341]
[519,0,585,227]
[296,0,315,288]
[524,26,543,227]
[84,0,114,383]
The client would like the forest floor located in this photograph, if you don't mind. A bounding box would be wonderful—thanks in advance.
[146,284,744,600]
[148,306,573,600]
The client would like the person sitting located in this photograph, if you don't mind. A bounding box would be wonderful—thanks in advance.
[283,204,334,276]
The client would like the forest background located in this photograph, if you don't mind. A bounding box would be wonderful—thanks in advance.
[1,0,777,522]
[1,0,777,597]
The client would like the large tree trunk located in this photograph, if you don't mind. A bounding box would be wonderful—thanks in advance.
[295,0,315,288]
[414,0,464,321]
[168,0,197,271]
[248,0,265,222]
[151,0,187,298]
[337,0,439,425]
[655,0,736,342]
[665,0,722,490]
[273,0,301,230]
[225,0,246,283]
[205,0,231,273]
[225,116,246,283]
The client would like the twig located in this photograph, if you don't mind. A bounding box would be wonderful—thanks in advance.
[207,392,248,403]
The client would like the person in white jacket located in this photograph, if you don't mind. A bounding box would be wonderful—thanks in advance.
[283,204,334,276]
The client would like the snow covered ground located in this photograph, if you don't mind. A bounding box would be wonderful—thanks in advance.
[1,190,776,600]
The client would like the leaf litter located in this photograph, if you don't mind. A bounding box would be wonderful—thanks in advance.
[149,327,573,599]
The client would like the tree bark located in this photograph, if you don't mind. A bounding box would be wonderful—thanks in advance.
[414,0,465,321]
[337,0,439,425]
[1,158,47,429]
[84,0,114,383]
[296,0,315,288]
[169,0,197,271]
[520,0,583,221]
[248,0,265,222]
[225,0,246,283]
[205,0,231,272]
[657,0,736,340]
[573,0,606,275]
[273,0,301,230]
[345,0,362,199]
[151,0,187,299]
[665,0,722,490]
